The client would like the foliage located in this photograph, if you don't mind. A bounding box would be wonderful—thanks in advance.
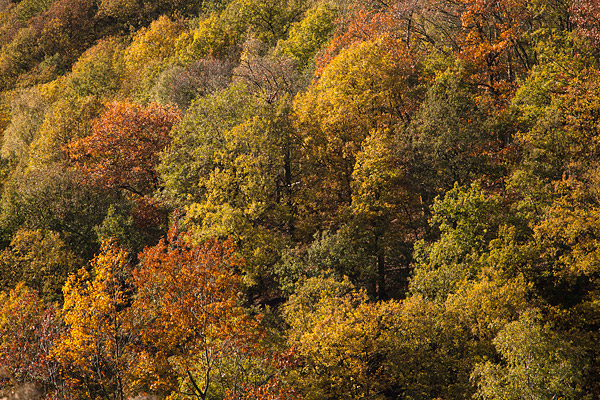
[284,275,474,399]
[0,164,116,260]
[281,2,337,68]
[0,283,62,398]
[53,240,134,400]
[67,100,180,197]
[130,228,295,400]
[0,229,81,302]
[294,35,423,234]
[1,86,47,163]
[410,182,504,301]
[1,1,600,399]
[472,310,585,400]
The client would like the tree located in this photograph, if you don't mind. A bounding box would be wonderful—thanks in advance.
[408,63,506,202]
[0,283,63,399]
[410,182,504,302]
[1,86,47,164]
[53,240,134,400]
[349,128,424,298]
[129,228,293,400]
[0,229,82,303]
[455,0,534,99]
[571,0,600,46]
[66,99,180,197]
[160,83,301,295]
[281,2,337,69]
[122,16,187,101]
[26,37,125,165]
[159,83,260,206]
[284,275,474,399]
[151,58,234,111]
[293,36,423,235]
[224,0,311,46]
[233,37,303,104]
[0,163,117,260]
[472,310,584,400]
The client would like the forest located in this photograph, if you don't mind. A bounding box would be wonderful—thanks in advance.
[0,0,599,398]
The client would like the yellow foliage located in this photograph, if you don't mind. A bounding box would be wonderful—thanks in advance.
[124,16,186,75]
[444,271,531,341]
[53,241,132,400]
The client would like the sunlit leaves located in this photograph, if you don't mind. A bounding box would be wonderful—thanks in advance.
[294,36,422,227]
[282,2,337,68]
[53,240,133,400]
[0,229,81,302]
[1,86,47,162]
[284,275,473,399]
[67,100,180,196]
[472,310,584,400]
[0,283,61,396]
[410,182,503,301]
[130,229,269,399]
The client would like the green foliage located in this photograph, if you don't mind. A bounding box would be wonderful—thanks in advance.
[410,182,504,301]
[159,82,260,204]
[275,227,376,295]
[408,64,504,197]
[281,2,337,68]
[179,90,300,286]
[224,0,312,45]
[68,37,125,98]
[472,310,585,400]
[0,229,81,302]
[95,204,147,256]
[0,164,115,260]
[14,0,53,22]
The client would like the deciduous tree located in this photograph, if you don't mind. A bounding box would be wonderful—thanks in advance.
[130,228,294,399]
[67,99,180,197]
[0,283,63,399]
[53,240,134,400]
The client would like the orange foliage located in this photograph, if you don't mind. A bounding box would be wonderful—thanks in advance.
[456,0,532,100]
[66,100,180,196]
[316,7,396,75]
[130,228,257,397]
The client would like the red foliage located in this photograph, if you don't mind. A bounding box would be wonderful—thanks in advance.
[571,0,600,45]
[66,100,180,196]
[0,284,62,394]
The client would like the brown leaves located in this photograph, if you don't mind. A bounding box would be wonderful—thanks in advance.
[66,99,180,196]
[571,0,600,45]
[0,284,62,396]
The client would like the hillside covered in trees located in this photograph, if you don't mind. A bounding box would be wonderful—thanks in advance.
[1,0,600,398]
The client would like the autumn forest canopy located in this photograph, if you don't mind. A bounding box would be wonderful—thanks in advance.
[1,0,600,398]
